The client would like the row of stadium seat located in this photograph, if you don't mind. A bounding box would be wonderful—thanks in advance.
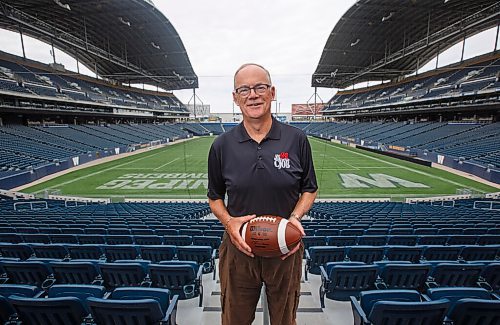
[0,244,216,265]
[305,245,500,278]
[0,285,178,325]
[350,288,499,325]
[318,262,499,306]
[0,259,205,305]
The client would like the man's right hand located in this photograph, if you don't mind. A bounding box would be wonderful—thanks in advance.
[226,214,256,257]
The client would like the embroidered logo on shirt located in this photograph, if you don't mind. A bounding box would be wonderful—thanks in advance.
[274,152,290,169]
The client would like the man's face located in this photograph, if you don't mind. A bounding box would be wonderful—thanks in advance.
[233,65,275,121]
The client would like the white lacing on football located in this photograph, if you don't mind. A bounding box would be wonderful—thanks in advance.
[250,216,277,223]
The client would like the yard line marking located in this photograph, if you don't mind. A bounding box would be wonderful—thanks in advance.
[310,137,486,192]
[316,167,400,170]
[154,157,184,170]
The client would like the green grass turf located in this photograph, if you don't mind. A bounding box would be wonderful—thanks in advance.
[23,136,498,200]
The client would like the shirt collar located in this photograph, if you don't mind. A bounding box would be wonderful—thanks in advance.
[235,117,282,143]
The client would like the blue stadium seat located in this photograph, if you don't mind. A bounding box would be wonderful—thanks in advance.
[108,287,178,325]
[357,236,387,246]
[428,263,483,288]
[176,246,216,278]
[0,244,34,260]
[384,246,423,263]
[103,245,139,262]
[134,235,163,245]
[149,261,203,306]
[30,244,69,261]
[88,295,177,325]
[460,245,498,262]
[77,234,106,244]
[49,234,78,244]
[319,263,377,307]
[446,299,500,325]
[50,261,102,285]
[1,261,55,289]
[22,234,50,244]
[426,287,493,310]
[387,235,418,246]
[448,235,478,245]
[139,245,176,263]
[376,263,431,291]
[0,295,16,324]
[48,284,106,312]
[477,235,500,245]
[67,244,105,260]
[305,246,346,280]
[478,263,500,294]
[0,284,43,298]
[418,235,448,245]
[192,235,222,251]
[106,235,134,245]
[347,246,385,264]
[156,229,179,236]
[9,296,88,325]
[163,235,193,246]
[99,262,149,290]
[326,236,357,246]
[422,245,462,262]
[0,233,23,244]
[315,229,340,236]
[351,289,449,325]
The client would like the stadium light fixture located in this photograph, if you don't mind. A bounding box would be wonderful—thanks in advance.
[381,12,394,22]
[350,39,360,47]
[151,42,161,50]
[53,0,70,11]
[118,17,131,27]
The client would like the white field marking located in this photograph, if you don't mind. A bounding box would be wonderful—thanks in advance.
[153,156,185,171]
[310,138,486,193]
[33,147,173,193]
[319,153,359,170]
[114,168,158,170]
[316,167,400,170]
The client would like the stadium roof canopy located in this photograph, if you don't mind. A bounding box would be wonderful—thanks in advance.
[0,0,198,90]
[312,0,500,89]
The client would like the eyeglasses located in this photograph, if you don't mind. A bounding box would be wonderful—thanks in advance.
[234,84,271,97]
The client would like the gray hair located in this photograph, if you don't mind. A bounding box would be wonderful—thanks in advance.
[233,63,272,88]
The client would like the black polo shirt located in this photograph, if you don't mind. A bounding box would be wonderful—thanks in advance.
[207,118,318,219]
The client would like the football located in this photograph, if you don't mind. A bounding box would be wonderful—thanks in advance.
[241,215,303,257]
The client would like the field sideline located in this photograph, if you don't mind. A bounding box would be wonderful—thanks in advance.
[23,136,498,200]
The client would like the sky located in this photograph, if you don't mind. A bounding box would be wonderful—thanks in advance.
[0,0,499,113]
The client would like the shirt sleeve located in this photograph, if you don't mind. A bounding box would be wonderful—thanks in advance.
[207,141,226,200]
[299,135,318,193]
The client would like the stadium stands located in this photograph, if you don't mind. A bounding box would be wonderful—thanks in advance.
[0,55,189,114]
[0,197,497,323]
[322,56,500,114]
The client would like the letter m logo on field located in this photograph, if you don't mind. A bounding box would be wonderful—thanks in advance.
[340,173,429,188]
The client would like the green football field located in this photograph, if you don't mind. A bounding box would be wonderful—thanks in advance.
[24,136,497,200]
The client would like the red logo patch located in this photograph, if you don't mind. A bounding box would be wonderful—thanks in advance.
[280,152,289,159]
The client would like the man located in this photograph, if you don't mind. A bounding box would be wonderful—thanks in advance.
[207,63,318,325]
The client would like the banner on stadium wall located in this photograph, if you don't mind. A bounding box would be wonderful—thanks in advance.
[72,157,79,166]
[389,145,407,152]
[437,155,445,164]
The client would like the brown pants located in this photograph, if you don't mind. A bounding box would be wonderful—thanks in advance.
[219,233,303,325]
